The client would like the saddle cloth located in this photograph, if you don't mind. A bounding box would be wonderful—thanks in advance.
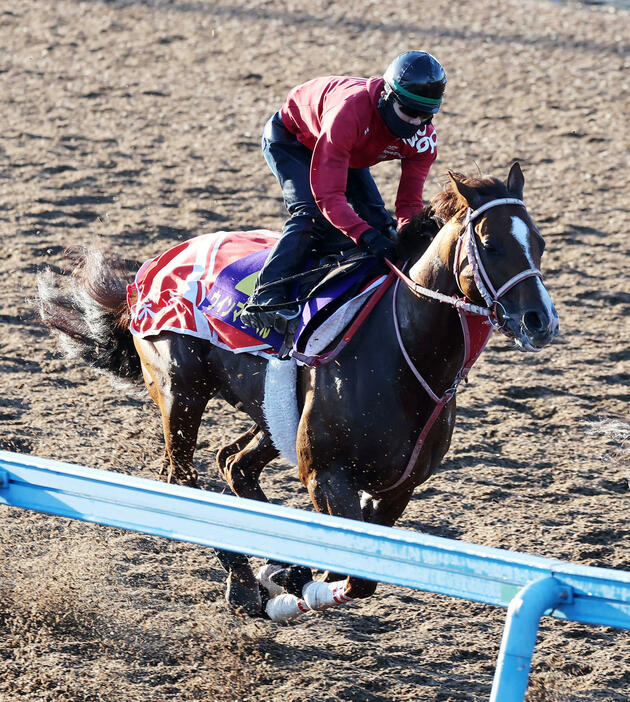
[127,230,385,358]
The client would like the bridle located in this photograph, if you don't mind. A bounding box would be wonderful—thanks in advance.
[387,197,544,332]
[454,197,543,329]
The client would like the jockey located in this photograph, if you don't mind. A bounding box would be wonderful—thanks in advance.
[240,51,446,334]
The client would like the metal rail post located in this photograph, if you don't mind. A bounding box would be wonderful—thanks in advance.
[490,576,571,701]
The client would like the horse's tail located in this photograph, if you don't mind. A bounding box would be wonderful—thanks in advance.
[37,248,143,385]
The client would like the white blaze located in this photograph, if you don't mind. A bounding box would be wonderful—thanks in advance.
[510,216,535,267]
[510,216,557,326]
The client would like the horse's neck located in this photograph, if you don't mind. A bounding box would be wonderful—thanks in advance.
[408,221,461,295]
[396,223,465,395]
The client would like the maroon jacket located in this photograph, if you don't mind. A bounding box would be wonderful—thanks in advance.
[279,76,437,242]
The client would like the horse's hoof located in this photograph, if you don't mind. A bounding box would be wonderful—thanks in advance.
[257,564,284,598]
[269,565,312,598]
[225,567,263,617]
[319,569,346,583]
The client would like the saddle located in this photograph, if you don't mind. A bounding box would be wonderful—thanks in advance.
[290,249,385,359]
[209,244,385,359]
[128,230,387,363]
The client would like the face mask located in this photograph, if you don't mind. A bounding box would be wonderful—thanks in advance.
[377,94,422,139]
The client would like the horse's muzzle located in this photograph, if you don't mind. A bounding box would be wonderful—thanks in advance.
[514,304,559,351]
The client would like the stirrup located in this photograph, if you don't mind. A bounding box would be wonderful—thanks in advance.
[272,307,300,359]
[240,302,301,340]
[272,306,301,334]
[240,305,274,332]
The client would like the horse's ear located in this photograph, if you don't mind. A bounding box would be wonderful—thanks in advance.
[506,162,525,199]
[448,171,482,210]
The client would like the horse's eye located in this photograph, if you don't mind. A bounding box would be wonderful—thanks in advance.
[483,243,499,255]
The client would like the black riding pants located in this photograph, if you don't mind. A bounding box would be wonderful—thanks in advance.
[255,111,393,302]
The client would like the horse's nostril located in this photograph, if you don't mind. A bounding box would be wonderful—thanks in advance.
[523,310,546,333]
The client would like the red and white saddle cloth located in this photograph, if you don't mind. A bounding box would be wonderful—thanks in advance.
[127,230,386,359]
[127,230,282,355]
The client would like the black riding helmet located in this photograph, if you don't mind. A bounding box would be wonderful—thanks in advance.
[383,51,446,114]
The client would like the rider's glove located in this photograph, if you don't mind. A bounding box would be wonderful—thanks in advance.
[380,223,399,241]
[358,228,397,261]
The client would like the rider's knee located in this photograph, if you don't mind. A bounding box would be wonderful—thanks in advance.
[286,204,324,224]
[285,207,335,239]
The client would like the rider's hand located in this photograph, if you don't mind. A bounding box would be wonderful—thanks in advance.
[358,228,397,261]
[380,223,399,241]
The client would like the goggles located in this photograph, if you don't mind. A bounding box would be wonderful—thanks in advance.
[396,101,434,124]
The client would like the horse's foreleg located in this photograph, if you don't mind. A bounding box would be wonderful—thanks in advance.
[306,468,412,601]
[305,466,364,519]
[334,488,416,599]
[267,464,364,603]
[264,482,413,620]
[315,490,413,586]
[303,464,372,599]
[360,487,415,527]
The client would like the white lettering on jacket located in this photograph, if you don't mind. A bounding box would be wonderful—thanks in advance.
[404,128,438,154]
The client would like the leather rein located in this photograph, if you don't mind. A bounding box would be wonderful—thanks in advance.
[376,197,543,493]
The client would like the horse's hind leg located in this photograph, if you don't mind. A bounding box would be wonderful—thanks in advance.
[217,425,279,503]
[135,334,263,615]
[216,423,261,483]
[135,334,216,486]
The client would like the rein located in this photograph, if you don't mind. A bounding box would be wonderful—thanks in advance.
[384,259,491,318]
[376,197,543,494]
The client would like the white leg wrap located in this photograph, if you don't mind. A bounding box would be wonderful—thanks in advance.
[302,580,351,611]
[264,580,352,622]
[265,593,311,622]
[256,564,284,598]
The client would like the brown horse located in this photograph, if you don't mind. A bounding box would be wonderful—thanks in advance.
[38,163,558,618]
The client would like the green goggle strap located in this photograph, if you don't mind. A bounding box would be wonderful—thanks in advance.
[389,78,442,107]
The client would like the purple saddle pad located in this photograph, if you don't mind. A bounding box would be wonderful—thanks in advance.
[200,248,377,354]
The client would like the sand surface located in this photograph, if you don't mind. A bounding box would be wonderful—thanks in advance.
[0,1,628,700]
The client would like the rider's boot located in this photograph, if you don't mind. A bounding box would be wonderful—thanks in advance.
[240,225,316,341]
[240,292,301,337]
[240,292,302,359]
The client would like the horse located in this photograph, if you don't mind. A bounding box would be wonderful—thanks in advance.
[37,162,558,619]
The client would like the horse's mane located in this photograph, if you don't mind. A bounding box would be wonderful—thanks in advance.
[396,172,511,260]
[431,172,511,221]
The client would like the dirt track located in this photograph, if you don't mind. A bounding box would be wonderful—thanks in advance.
[0,1,629,700]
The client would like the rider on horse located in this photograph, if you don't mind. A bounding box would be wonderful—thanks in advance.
[240,51,447,335]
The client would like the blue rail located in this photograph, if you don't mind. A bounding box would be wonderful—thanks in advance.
[1,450,628,701]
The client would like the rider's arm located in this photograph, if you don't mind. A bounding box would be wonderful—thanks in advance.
[395,134,437,227]
[309,113,371,243]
